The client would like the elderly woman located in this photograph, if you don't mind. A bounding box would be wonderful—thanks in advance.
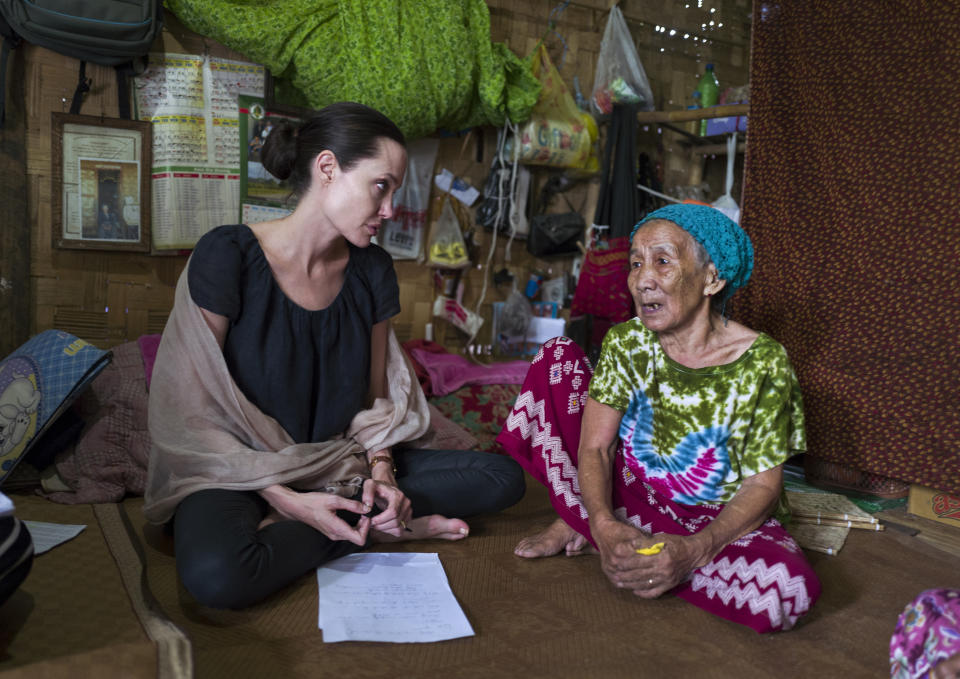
[497,203,820,633]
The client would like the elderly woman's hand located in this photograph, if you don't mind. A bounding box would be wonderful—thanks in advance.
[592,516,707,598]
[591,517,661,592]
[626,533,708,598]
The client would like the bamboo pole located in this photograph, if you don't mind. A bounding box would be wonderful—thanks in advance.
[637,104,749,123]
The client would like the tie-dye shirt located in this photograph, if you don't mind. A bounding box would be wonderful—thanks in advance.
[588,319,805,513]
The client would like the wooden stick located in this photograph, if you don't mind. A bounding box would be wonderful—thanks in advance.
[637,104,749,123]
[792,517,884,531]
[792,510,878,524]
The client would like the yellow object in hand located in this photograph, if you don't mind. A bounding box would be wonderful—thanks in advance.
[635,542,665,556]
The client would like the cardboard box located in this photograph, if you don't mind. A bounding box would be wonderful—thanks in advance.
[908,484,960,527]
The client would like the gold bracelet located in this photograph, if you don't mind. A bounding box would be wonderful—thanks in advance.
[369,455,397,475]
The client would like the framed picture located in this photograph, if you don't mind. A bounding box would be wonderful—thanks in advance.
[51,113,152,252]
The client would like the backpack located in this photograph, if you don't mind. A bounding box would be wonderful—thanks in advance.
[0,0,163,126]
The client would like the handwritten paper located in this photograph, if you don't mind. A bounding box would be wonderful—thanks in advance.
[316,552,475,643]
[22,521,86,555]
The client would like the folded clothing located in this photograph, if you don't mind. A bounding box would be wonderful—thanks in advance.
[407,347,530,397]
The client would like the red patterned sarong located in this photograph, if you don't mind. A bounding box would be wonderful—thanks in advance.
[496,337,821,633]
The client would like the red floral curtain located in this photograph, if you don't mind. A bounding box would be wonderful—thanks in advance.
[736,1,960,494]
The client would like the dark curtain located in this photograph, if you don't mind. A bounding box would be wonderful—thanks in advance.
[569,104,645,354]
[737,1,960,494]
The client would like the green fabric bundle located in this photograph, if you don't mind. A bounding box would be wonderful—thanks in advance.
[165,0,541,138]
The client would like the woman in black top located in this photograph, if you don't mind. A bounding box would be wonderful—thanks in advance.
[164,103,524,609]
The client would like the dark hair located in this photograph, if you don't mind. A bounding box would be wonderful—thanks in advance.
[260,102,406,198]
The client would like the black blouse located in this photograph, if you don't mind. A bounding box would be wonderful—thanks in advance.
[188,224,400,443]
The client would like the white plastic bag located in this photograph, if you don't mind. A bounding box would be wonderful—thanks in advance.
[433,296,484,336]
[379,137,440,260]
[591,7,655,116]
[426,196,470,269]
[711,133,741,224]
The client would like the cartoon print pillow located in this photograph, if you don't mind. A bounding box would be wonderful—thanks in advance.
[0,331,111,485]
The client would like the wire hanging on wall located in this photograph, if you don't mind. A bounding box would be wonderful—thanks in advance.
[535,0,571,69]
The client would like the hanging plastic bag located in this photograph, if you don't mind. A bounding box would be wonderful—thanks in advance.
[432,296,484,336]
[591,7,655,116]
[711,133,741,223]
[518,44,599,172]
[426,195,470,269]
[380,137,440,260]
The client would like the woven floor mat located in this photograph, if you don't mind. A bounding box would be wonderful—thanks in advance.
[0,493,159,676]
[125,480,958,679]
[3,478,959,678]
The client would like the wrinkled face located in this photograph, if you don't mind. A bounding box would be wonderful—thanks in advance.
[628,219,716,334]
[321,137,407,247]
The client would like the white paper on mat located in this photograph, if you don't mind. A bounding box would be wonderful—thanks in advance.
[316,552,475,643]
[22,521,86,555]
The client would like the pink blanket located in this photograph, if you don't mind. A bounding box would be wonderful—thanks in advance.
[407,348,530,397]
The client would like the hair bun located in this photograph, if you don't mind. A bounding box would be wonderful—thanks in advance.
[260,121,298,181]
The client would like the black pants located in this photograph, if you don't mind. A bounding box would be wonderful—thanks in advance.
[173,448,525,609]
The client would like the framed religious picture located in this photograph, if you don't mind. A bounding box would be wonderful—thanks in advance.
[51,113,152,252]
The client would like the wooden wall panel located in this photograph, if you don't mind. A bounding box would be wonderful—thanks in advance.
[16,2,752,353]
[0,34,29,357]
[20,15,246,350]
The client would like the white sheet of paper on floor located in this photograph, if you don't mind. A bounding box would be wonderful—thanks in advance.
[316,552,475,643]
[22,521,86,555]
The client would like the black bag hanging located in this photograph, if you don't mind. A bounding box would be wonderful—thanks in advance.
[527,211,585,258]
[527,190,584,258]
[0,0,164,125]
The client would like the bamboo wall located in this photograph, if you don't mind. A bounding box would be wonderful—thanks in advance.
[7,0,752,355]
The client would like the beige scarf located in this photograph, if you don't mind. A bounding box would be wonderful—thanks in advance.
[143,260,430,524]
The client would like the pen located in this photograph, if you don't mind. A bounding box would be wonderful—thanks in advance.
[635,542,664,555]
[400,520,413,533]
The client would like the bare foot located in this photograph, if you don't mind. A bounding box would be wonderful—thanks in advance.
[514,517,596,558]
[371,514,469,543]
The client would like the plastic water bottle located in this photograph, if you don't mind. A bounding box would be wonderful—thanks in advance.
[696,63,720,136]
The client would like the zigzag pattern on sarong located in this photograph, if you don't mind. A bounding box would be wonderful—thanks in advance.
[504,389,587,519]
[690,555,810,631]
[612,507,653,535]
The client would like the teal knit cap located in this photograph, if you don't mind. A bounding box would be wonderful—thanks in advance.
[629,203,754,301]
